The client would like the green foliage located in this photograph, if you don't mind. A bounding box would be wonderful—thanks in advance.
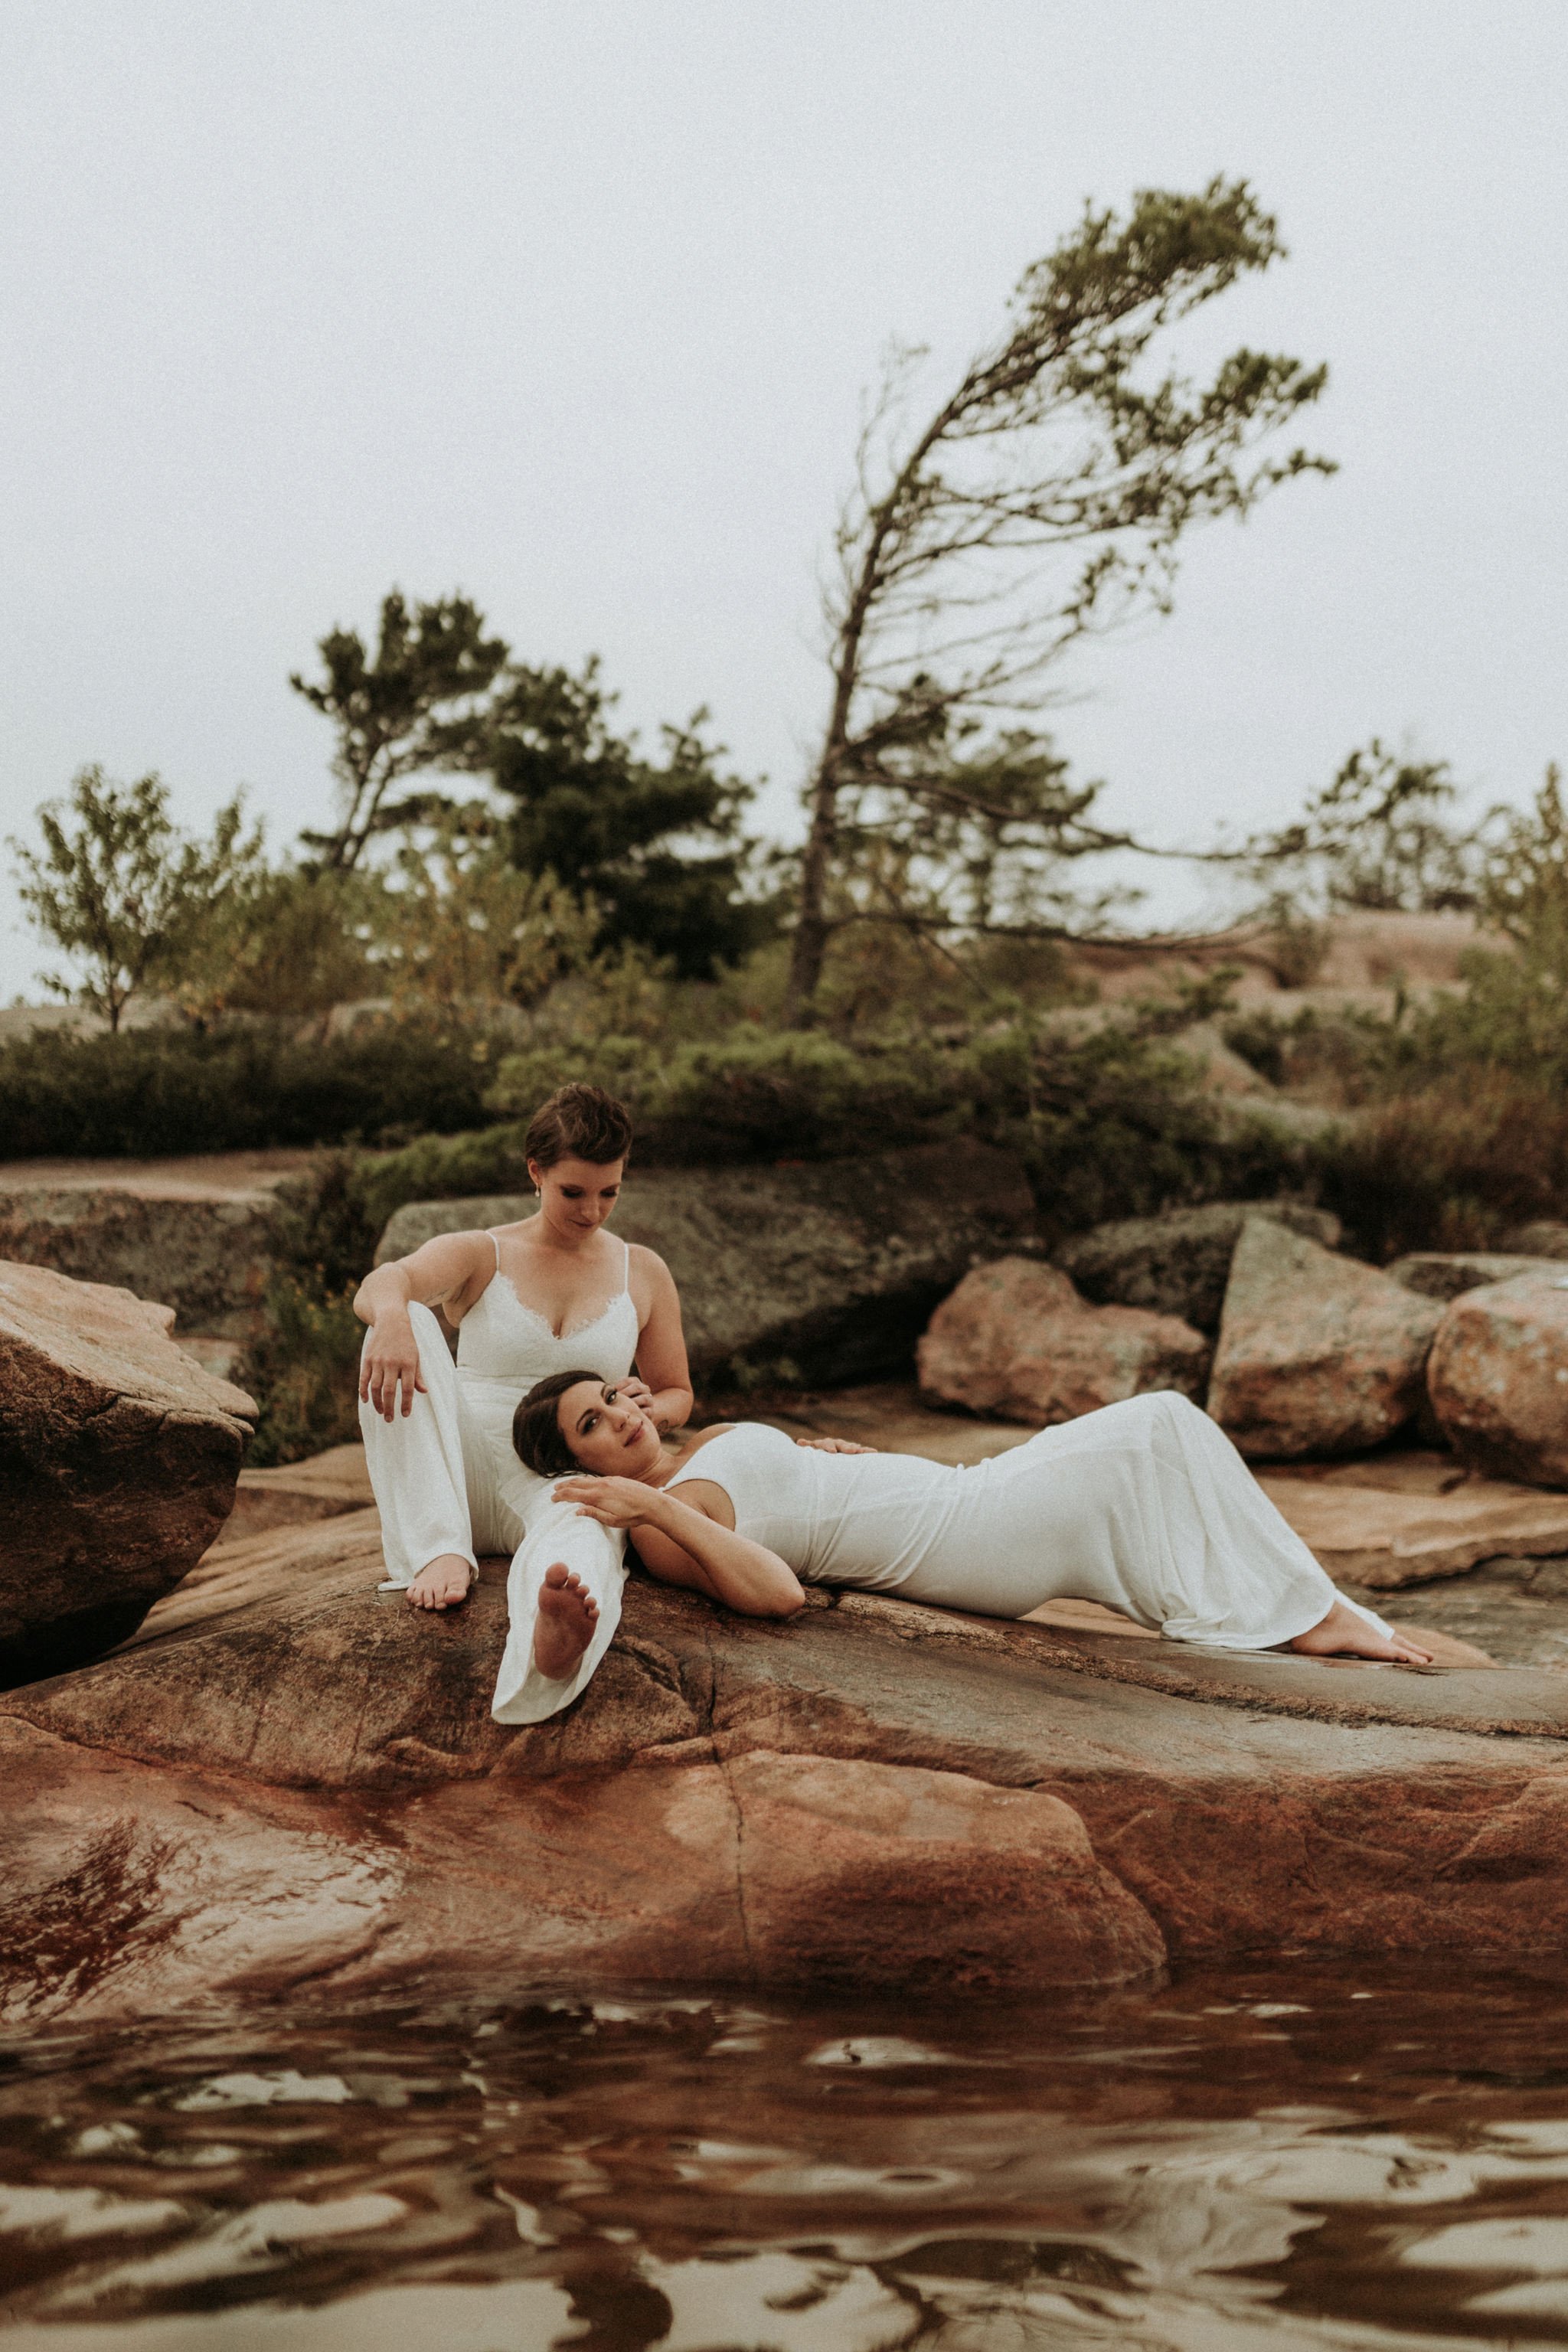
[238,1276,364,1467]
[478,661,777,977]
[353,1122,531,1233]
[1477,763,1568,973]
[1246,740,1480,917]
[292,591,510,871]
[374,828,599,1012]
[169,864,379,1023]
[789,176,1333,1016]
[9,766,264,1029]
[0,1018,514,1158]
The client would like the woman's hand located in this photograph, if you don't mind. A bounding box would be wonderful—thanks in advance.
[616,1374,658,1416]
[359,1312,426,1421]
[556,1474,662,1530]
[795,1436,873,1454]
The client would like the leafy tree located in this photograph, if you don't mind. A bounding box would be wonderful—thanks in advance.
[1246,739,1481,916]
[168,864,380,1025]
[476,658,776,978]
[1478,763,1568,973]
[786,178,1334,1020]
[9,766,262,1030]
[372,822,599,1012]
[291,590,510,870]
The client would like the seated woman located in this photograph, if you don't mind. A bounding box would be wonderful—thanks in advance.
[354,1082,692,1717]
[510,1375,1432,1664]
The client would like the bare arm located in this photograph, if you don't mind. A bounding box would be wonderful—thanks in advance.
[554,1475,804,1619]
[354,1231,496,1421]
[626,1249,694,1433]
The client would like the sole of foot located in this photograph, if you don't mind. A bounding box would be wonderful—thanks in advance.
[533,1561,600,1679]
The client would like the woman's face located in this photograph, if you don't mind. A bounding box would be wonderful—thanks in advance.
[556,1379,663,1478]
[529,1155,625,1237]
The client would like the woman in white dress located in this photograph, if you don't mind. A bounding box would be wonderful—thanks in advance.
[511,1377,1432,1664]
[354,1085,692,1700]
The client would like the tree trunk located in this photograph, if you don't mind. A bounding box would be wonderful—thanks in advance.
[783,767,839,1024]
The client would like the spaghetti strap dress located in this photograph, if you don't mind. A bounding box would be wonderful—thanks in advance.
[666,1390,1395,1650]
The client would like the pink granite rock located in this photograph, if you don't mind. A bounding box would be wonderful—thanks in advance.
[1207,1220,1442,1459]
[0,1259,255,1681]
[916,1256,1210,1426]
[1427,1272,1568,1487]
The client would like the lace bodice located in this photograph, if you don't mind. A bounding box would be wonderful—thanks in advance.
[456,1233,639,1390]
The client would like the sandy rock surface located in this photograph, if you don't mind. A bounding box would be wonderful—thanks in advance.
[1428,1271,1568,1486]
[917,1256,1210,1425]
[1054,1200,1341,1334]
[0,1259,255,1682]
[1209,1220,1443,1458]
[376,1141,1037,1387]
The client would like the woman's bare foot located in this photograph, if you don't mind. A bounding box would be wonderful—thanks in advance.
[407,1553,474,1612]
[1289,1600,1432,1666]
[533,1562,599,1679]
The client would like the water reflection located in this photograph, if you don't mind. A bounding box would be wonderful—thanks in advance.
[8,1970,1568,2347]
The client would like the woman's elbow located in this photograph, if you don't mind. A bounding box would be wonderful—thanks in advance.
[758,1572,806,1619]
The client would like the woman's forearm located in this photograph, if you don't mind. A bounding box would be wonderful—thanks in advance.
[645,1383,694,1433]
[354,1263,413,1327]
[646,1492,802,1616]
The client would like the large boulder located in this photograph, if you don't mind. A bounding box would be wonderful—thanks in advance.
[1387,1251,1565,1305]
[1502,1221,1568,1259]
[375,1141,1037,1387]
[917,1257,1210,1425]
[0,1260,255,1684]
[1207,1220,1442,1459]
[1427,1272,1568,1487]
[1054,1199,1341,1334]
[0,1177,279,1337]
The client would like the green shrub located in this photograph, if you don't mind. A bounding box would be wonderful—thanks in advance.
[0,1018,516,1158]
[1315,1075,1568,1261]
[237,1276,364,1468]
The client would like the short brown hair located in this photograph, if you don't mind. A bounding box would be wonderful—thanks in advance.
[513,1368,603,1481]
[524,1083,632,1171]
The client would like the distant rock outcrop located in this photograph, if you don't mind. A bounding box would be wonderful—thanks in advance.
[1207,1221,1442,1459]
[917,1257,1210,1425]
[0,1260,255,1683]
[1428,1272,1568,1488]
[376,1142,1039,1388]
[1054,1200,1341,1334]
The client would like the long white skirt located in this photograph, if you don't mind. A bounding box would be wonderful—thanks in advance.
[359,1303,626,1723]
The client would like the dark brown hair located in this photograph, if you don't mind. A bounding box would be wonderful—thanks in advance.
[513,1367,606,1481]
[524,1083,632,1172]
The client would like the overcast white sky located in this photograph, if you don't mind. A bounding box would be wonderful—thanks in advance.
[2,1,1564,998]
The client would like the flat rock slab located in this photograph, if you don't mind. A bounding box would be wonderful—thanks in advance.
[1387,1251,1567,1305]
[225,1440,374,1542]
[0,1259,255,1682]
[0,1181,280,1336]
[1258,1467,1568,1588]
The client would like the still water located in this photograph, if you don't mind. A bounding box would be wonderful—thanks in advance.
[8,1967,1568,2349]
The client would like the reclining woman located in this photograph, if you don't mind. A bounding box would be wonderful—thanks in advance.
[511,1375,1432,1664]
[355,1083,692,1707]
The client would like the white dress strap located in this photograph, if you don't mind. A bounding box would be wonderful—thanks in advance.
[488,1231,501,1270]
[620,1237,631,1293]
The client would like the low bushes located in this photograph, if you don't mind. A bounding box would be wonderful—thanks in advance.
[1315,1074,1568,1262]
[0,1019,516,1158]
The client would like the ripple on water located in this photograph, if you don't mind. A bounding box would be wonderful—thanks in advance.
[7,1967,1568,2348]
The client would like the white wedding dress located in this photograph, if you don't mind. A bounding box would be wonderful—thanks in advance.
[667,1390,1393,1649]
[361,1233,638,1720]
